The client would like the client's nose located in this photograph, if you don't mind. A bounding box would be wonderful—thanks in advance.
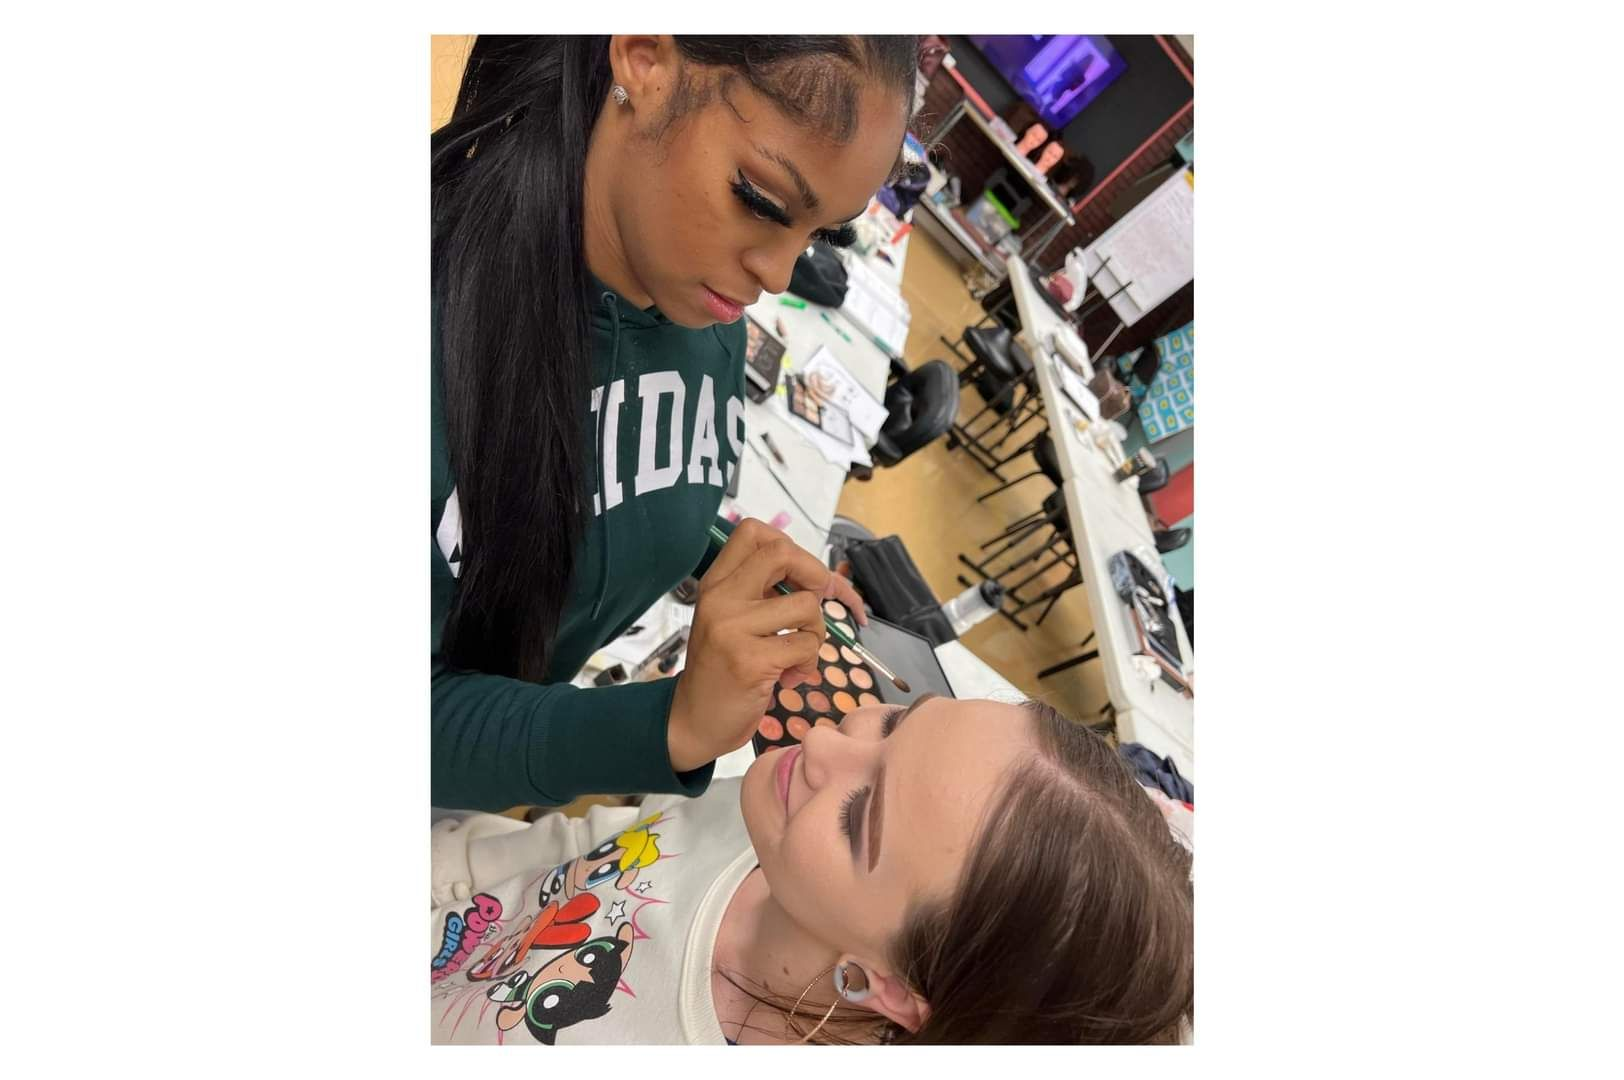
[796,722,867,790]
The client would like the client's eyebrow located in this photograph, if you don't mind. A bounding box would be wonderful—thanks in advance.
[868,693,937,870]
[867,764,885,873]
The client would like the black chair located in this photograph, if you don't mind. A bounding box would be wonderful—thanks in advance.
[960,325,1018,395]
[871,359,959,467]
[977,430,1062,502]
[956,488,1085,630]
[1154,527,1191,554]
[1137,457,1171,495]
[948,338,1047,479]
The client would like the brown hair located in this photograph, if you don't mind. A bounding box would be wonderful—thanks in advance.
[726,701,1195,1044]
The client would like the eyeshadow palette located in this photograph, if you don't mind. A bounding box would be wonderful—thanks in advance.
[751,603,956,756]
[743,314,786,403]
[785,372,856,446]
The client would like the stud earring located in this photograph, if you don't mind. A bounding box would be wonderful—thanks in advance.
[611,84,630,106]
[833,962,873,1003]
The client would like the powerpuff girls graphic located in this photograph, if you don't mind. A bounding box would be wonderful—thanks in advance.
[431,812,676,1044]
[536,812,665,905]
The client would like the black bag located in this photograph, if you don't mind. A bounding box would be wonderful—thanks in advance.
[788,240,848,307]
[845,535,956,646]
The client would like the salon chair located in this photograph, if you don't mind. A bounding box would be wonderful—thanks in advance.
[959,325,1019,402]
[976,431,1062,503]
[947,337,1047,480]
[1137,457,1171,495]
[871,359,959,467]
[1155,527,1192,555]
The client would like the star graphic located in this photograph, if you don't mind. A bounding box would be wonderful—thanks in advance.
[605,899,628,922]
[634,880,654,894]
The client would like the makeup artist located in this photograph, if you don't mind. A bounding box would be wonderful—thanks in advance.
[430,36,918,811]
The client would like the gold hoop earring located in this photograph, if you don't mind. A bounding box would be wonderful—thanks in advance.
[788,963,838,1043]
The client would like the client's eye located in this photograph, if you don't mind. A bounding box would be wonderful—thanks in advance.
[839,785,872,852]
[880,706,905,737]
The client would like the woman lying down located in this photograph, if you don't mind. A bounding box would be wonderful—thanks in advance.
[430,694,1194,1045]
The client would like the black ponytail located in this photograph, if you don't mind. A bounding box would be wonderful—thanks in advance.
[432,36,612,680]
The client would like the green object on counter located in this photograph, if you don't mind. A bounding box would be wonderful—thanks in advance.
[982,189,1020,230]
[778,296,807,309]
[818,310,853,343]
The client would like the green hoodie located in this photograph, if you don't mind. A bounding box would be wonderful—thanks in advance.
[432,276,747,811]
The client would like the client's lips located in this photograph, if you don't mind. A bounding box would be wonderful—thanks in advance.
[775,747,801,817]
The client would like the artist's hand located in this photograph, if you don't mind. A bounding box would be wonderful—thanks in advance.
[667,518,868,773]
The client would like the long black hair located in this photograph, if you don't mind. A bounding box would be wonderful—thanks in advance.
[431,37,918,681]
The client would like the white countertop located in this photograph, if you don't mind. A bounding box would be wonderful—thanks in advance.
[1006,254,1195,779]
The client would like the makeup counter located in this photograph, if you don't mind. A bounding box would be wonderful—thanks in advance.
[1003,255,1194,778]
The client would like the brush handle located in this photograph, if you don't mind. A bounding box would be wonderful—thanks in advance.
[707,524,858,649]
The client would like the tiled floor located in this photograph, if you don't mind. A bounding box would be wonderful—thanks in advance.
[834,231,1109,725]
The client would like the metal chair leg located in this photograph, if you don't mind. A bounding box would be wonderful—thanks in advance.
[977,468,1043,503]
[1033,568,1082,626]
[1037,639,1101,680]
[977,506,1049,550]
[1005,547,1068,597]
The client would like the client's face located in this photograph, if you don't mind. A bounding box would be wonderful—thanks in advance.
[740,695,1036,965]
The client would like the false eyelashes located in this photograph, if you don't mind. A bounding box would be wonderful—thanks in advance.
[730,171,859,249]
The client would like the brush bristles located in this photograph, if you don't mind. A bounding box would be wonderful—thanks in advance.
[892,676,911,692]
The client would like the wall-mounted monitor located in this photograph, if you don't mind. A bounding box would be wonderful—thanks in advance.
[967,35,1127,130]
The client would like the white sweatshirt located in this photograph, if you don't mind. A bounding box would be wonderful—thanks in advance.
[430,779,754,1045]
[429,778,1193,1045]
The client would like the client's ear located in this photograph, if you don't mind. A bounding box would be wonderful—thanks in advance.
[842,958,930,1034]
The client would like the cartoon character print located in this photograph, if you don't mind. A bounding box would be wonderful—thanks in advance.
[464,893,602,985]
[536,812,665,907]
[432,811,675,1044]
[484,922,637,1044]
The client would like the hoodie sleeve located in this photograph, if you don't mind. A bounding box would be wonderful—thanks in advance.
[432,544,713,812]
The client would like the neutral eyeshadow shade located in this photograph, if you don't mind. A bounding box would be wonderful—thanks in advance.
[814,717,837,729]
[806,690,832,714]
[819,643,840,663]
[777,688,803,712]
[849,667,874,690]
[834,621,854,639]
[823,600,847,621]
[786,716,811,741]
[832,691,857,714]
[824,665,849,689]
[857,692,882,707]
[840,646,863,666]
[758,715,784,741]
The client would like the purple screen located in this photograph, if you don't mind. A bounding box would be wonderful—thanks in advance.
[968,35,1127,130]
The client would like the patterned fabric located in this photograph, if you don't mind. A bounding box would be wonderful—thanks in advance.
[1136,322,1194,444]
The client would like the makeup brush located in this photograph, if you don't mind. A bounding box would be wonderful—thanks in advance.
[707,524,911,693]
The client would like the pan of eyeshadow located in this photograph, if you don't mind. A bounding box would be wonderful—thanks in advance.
[751,599,887,755]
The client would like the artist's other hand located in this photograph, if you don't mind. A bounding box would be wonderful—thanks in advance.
[667,518,868,773]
